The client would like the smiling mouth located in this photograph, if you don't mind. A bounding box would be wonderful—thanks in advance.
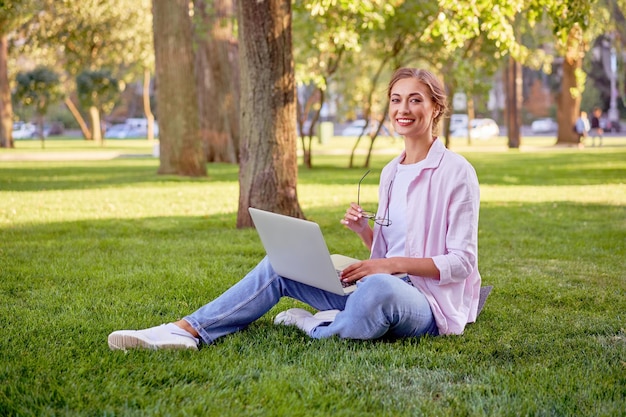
[396,118,414,125]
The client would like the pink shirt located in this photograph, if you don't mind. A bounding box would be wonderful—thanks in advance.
[370,139,481,335]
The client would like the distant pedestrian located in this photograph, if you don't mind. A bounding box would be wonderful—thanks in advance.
[575,111,590,147]
[590,107,603,147]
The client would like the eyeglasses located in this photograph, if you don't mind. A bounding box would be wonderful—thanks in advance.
[357,170,392,227]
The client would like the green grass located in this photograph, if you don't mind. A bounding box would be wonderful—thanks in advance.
[1,137,625,416]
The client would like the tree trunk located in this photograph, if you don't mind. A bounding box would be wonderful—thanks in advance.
[0,34,14,148]
[443,82,455,149]
[556,26,585,146]
[143,68,155,143]
[36,113,45,149]
[152,0,206,176]
[363,107,389,169]
[236,0,303,227]
[302,88,324,169]
[505,56,522,149]
[298,86,320,169]
[89,106,102,145]
[194,0,239,163]
[64,97,92,140]
[466,96,475,146]
[352,59,388,166]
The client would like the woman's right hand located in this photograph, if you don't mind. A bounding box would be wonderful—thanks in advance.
[340,202,371,234]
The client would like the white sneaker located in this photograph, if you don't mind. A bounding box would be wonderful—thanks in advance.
[108,323,199,351]
[313,309,340,322]
[274,308,338,335]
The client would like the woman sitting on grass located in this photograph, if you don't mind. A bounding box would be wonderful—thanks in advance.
[108,67,482,350]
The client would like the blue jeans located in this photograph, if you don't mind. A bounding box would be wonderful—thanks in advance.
[184,256,438,345]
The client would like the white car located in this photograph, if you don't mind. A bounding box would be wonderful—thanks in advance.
[104,120,159,139]
[449,114,469,132]
[12,121,37,139]
[340,119,390,136]
[531,118,558,134]
[451,118,500,140]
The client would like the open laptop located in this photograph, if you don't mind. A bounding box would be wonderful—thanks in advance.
[248,207,361,295]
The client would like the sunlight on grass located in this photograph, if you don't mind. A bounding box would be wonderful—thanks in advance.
[481,184,626,205]
[0,184,240,226]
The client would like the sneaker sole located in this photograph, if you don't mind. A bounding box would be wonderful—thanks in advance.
[108,333,198,351]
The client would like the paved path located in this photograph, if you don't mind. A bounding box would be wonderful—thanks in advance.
[0,151,153,162]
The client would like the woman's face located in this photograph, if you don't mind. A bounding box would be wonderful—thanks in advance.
[388,77,438,139]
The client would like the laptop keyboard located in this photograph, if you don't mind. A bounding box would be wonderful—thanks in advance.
[336,270,354,288]
[336,271,411,288]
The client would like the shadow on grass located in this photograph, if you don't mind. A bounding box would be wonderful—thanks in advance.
[1,150,625,192]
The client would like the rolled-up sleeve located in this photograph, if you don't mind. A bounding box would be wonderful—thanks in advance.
[433,171,479,285]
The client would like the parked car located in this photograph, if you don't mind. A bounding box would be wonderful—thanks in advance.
[12,121,37,139]
[451,118,500,140]
[104,124,145,139]
[41,122,65,136]
[340,119,390,136]
[449,114,469,133]
[104,120,159,139]
[531,118,558,134]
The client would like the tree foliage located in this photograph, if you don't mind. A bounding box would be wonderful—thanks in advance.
[28,0,153,78]
[13,65,62,146]
[12,0,154,140]
[2,0,619,175]
[14,66,62,118]
[292,0,395,168]
[76,70,120,115]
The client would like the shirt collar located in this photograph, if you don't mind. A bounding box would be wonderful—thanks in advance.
[395,138,446,171]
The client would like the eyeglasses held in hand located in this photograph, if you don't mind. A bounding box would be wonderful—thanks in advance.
[357,170,392,227]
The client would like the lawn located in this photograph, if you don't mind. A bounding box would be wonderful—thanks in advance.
[1,136,625,416]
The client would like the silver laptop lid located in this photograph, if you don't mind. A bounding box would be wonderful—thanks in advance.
[248,207,349,295]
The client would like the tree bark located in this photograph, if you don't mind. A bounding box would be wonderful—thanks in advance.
[152,0,206,176]
[505,56,522,149]
[0,34,14,148]
[194,0,239,163]
[556,26,585,146]
[236,0,303,227]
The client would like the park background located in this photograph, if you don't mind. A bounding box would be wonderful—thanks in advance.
[1,0,625,415]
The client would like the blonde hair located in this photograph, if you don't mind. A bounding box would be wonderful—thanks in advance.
[387,68,448,134]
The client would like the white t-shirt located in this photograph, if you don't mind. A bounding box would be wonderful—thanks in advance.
[382,160,425,258]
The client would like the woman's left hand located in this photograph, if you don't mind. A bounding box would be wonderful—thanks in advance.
[340,202,370,234]
[340,259,396,283]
